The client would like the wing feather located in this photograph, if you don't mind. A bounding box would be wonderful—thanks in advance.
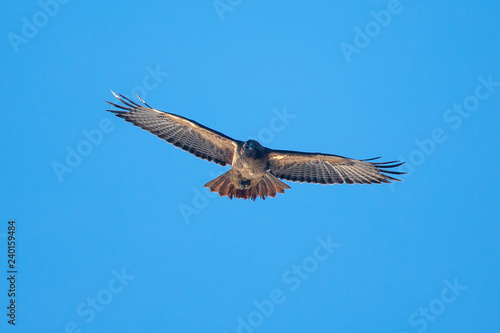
[267,150,405,184]
[106,92,240,166]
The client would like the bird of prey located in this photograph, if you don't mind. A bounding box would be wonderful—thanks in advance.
[106,92,404,200]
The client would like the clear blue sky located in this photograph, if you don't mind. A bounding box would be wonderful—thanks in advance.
[2,1,500,332]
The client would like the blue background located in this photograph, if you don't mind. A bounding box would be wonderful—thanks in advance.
[1,1,499,332]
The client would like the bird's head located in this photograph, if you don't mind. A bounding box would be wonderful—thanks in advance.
[242,140,264,158]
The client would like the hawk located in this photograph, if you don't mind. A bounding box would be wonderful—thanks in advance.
[106,92,404,200]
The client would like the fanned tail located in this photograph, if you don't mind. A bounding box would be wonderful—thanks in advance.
[204,171,290,201]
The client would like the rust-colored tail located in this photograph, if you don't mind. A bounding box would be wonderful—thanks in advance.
[204,171,290,201]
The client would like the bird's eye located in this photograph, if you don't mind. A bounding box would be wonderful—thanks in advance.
[249,143,254,149]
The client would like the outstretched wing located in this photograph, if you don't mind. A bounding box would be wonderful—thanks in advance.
[267,150,405,184]
[106,92,241,166]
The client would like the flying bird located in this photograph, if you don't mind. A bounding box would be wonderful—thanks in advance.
[106,92,404,200]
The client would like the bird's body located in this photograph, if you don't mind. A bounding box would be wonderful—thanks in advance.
[204,140,291,200]
[233,141,267,179]
[231,140,268,187]
[106,92,404,200]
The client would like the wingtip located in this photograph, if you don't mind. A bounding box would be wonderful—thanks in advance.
[105,90,120,107]
[369,158,407,182]
[136,93,153,109]
[110,90,119,99]
[136,92,145,104]
[362,156,382,162]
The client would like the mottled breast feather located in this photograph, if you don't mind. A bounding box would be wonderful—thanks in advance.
[106,92,241,166]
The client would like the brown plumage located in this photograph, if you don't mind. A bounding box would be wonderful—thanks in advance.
[106,92,405,200]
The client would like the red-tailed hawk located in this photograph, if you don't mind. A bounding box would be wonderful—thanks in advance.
[106,92,404,200]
